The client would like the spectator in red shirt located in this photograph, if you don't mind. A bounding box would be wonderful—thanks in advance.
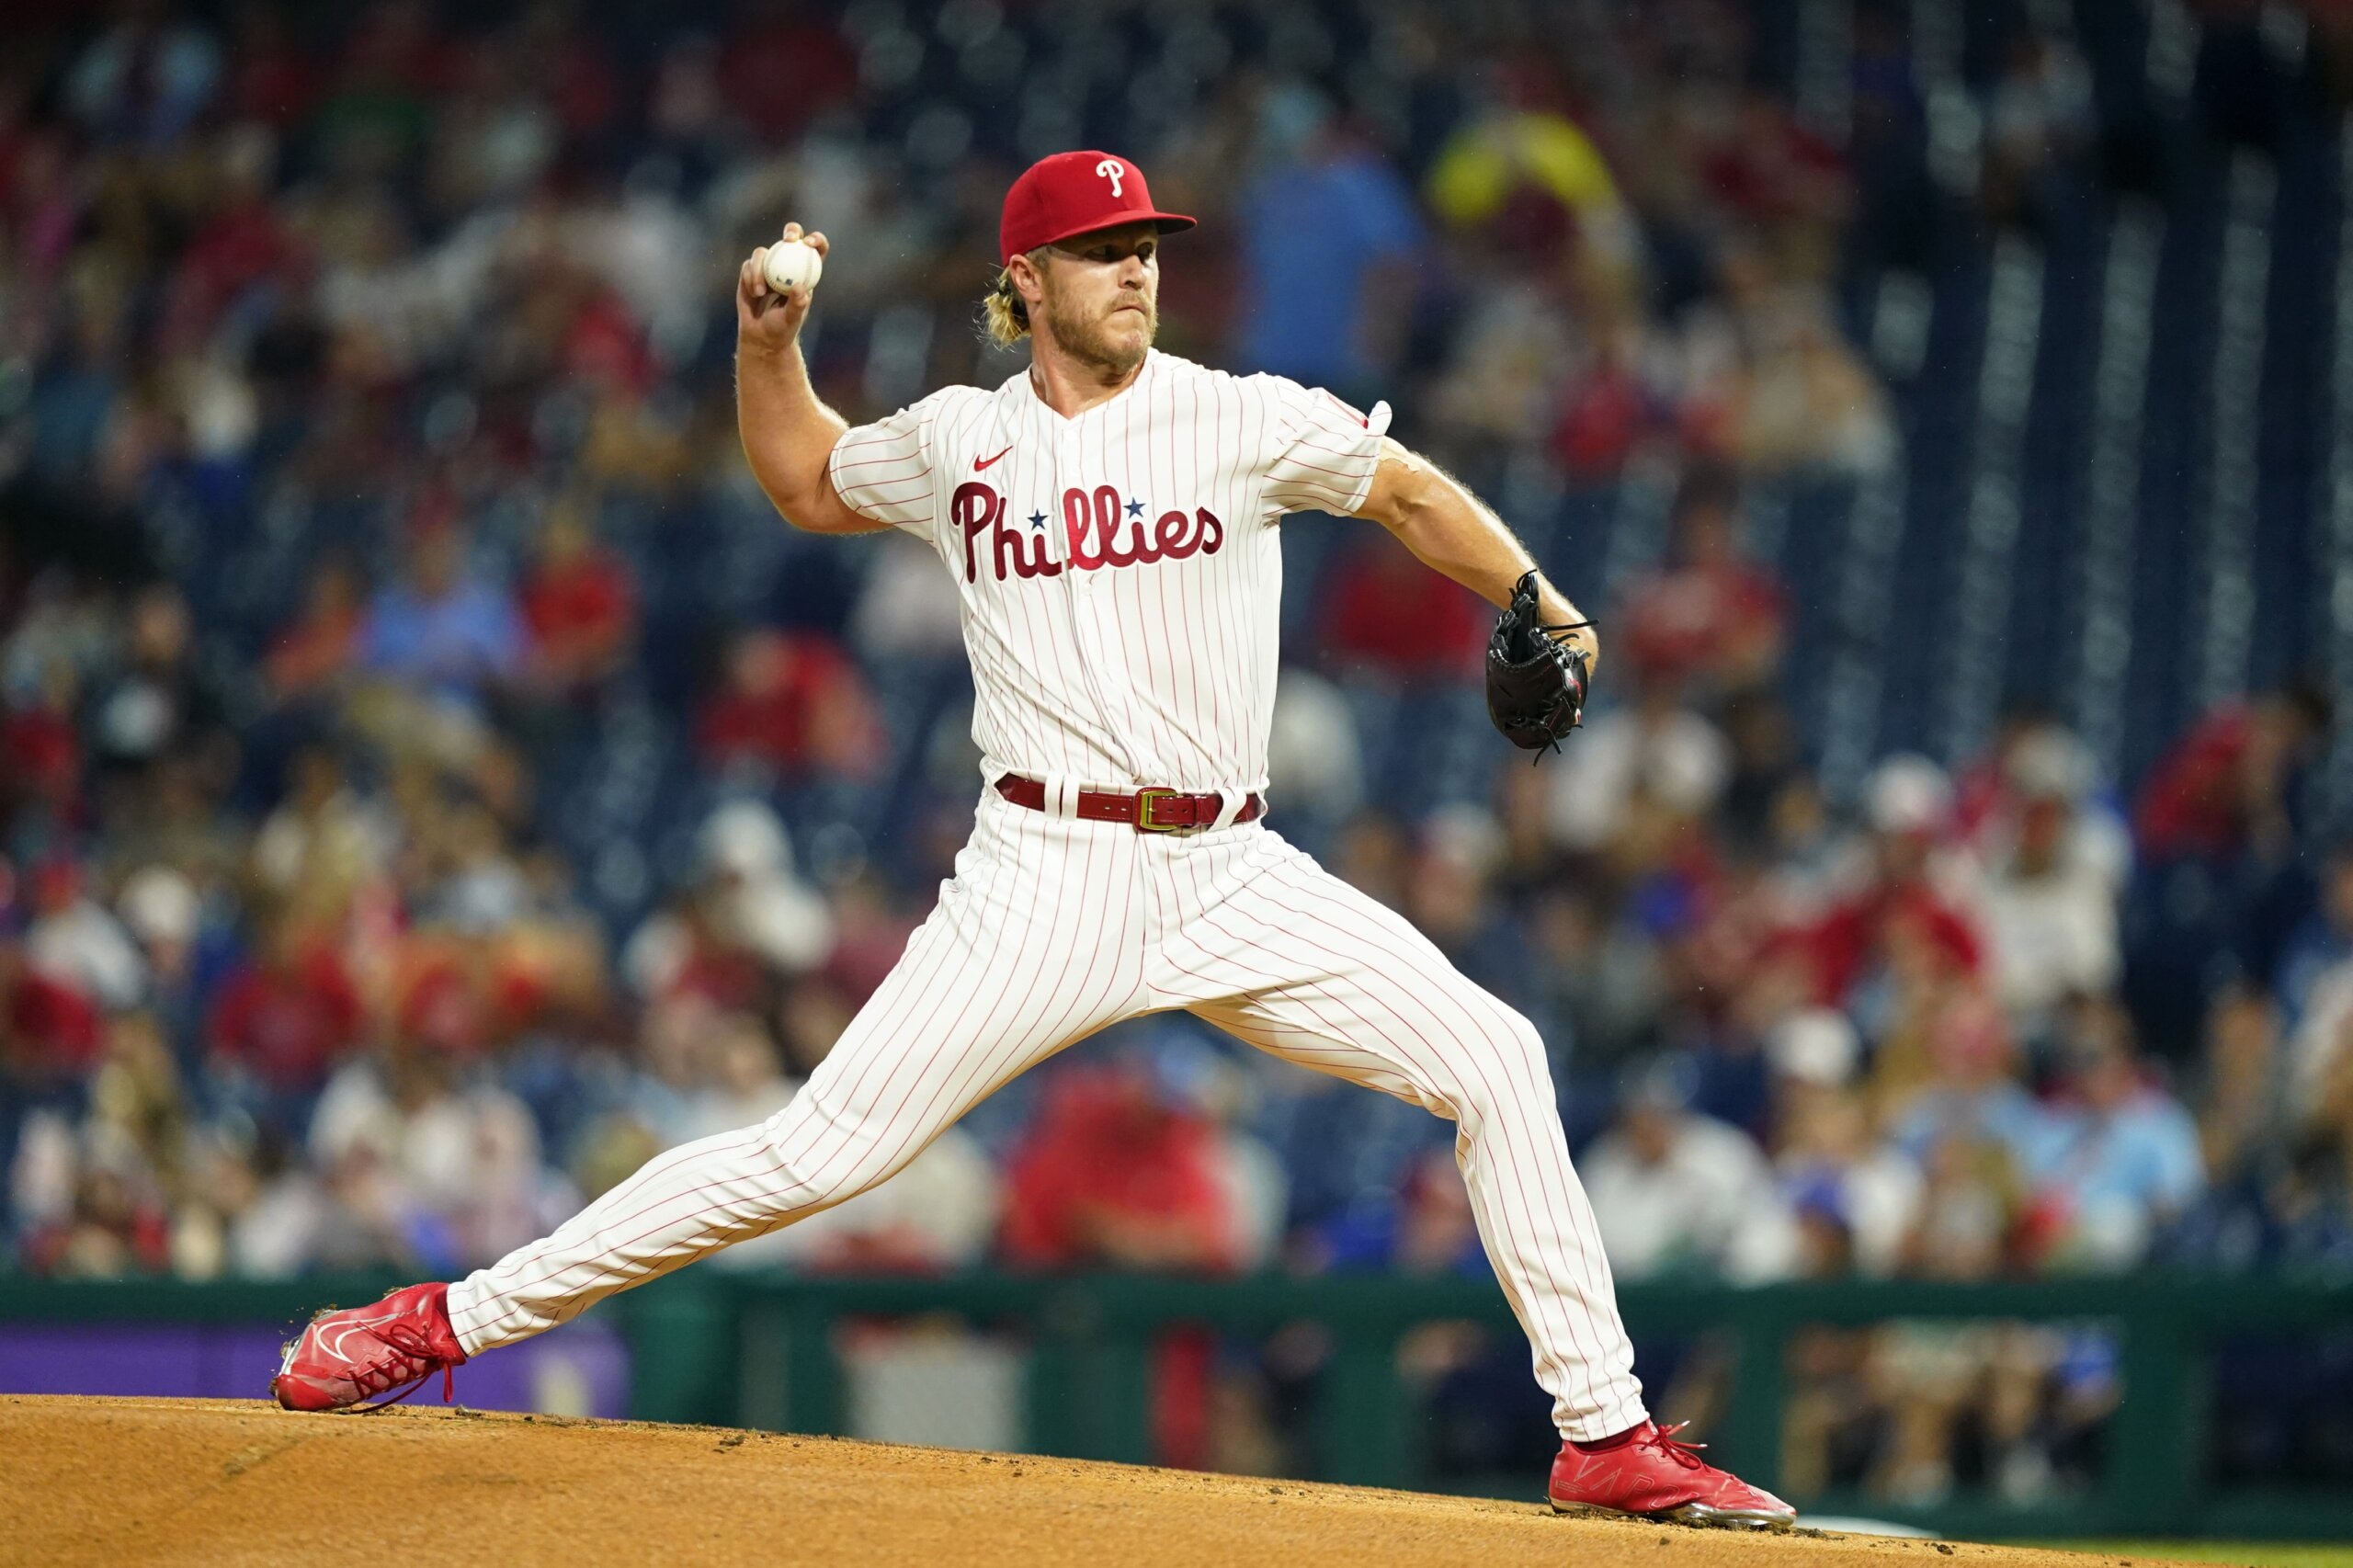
[162,122,304,349]
[997,1059,1254,1470]
[1809,882,1984,1013]
[1952,707,2067,849]
[1802,757,1986,1009]
[265,557,366,702]
[2,942,105,1081]
[521,500,637,692]
[563,283,657,398]
[696,628,884,781]
[1551,310,1664,481]
[1618,466,1789,695]
[205,915,364,1099]
[0,682,82,819]
[393,956,492,1059]
[715,0,856,146]
[2126,682,2330,1060]
[1700,86,1852,228]
[2133,682,2332,863]
[1319,531,1488,681]
[999,1064,1245,1274]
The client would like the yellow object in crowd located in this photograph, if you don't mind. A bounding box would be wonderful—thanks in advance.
[1425,110,1622,229]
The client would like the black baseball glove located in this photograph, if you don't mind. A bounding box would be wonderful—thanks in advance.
[1485,570,1593,757]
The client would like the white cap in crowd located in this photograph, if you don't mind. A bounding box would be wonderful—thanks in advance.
[1865,754,1951,836]
[118,866,199,948]
[1768,1008,1862,1086]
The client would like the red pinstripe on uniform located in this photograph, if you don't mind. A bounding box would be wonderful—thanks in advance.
[443,350,1648,1443]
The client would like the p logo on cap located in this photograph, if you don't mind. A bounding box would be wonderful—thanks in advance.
[1000,150,1195,265]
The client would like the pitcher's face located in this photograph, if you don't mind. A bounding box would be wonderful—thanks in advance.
[1030,222,1159,374]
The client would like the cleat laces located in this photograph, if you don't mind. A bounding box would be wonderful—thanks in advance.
[343,1322,456,1413]
[1637,1421,1711,1471]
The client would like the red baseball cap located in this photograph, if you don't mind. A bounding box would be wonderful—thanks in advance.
[999,150,1195,265]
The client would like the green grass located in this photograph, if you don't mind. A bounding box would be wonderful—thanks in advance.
[2021,1545,2353,1567]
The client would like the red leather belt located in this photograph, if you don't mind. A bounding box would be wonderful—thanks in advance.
[995,774,1265,834]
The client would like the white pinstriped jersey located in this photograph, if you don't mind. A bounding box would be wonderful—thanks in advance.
[447,364,1651,1444]
[826,349,1392,797]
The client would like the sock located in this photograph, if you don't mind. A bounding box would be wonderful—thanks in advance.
[1571,1423,1647,1454]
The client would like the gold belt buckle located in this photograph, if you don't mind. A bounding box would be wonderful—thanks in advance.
[1134,786,1193,834]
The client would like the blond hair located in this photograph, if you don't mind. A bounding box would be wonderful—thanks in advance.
[980,247,1049,348]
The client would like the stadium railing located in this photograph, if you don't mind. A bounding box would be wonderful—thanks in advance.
[5,1270,2348,1542]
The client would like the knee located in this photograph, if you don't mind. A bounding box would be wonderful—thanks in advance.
[1495,1007,1552,1091]
[1458,1007,1554,1115]
[753,1096,915,1211]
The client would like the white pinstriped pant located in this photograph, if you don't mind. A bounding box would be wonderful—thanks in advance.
[446,790,1648,1440]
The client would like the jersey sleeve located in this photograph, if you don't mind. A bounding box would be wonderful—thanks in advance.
[826,388,959,536]
[1259,377,1394,517]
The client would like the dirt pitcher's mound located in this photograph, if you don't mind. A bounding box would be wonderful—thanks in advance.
[1,1395,2179,1568]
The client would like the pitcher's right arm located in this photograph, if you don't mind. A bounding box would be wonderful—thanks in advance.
[735,223,886,536]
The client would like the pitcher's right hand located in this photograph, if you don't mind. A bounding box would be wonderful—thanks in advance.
[738,222,828,352]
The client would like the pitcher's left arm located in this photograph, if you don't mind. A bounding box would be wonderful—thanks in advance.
[1350,439,1601,675]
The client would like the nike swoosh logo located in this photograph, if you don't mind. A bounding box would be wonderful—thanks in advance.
[315,1309,401,1364]
[974,446,1014,471]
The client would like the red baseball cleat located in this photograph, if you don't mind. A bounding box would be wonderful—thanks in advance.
[1548,1420,1797,1530]
[271,1282,470,1414]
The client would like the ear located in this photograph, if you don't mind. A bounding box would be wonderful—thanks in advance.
[1007,249,1048,310]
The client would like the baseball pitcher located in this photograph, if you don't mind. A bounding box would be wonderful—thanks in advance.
[272,151,1793,1529]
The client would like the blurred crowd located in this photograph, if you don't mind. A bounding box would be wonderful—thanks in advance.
[3,0,2350,1503]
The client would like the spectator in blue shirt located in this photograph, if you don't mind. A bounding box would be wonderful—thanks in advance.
[1232,84,1426,398]
[2032,999,2205,1270]
[357,506,529,710]
[1891,992,2056,1176]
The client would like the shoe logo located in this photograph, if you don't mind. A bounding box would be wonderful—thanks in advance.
[315,1320,376,1365]
[313,1308,401,1366]
[974,445,1014,472]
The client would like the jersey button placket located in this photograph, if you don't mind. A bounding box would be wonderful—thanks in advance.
[1057,425,1090,588]
[1059,423,1137,776]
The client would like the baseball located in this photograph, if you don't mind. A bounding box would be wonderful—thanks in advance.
[762,238,823,297]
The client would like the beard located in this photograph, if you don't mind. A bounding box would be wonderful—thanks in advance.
[1041,284,1155,374]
